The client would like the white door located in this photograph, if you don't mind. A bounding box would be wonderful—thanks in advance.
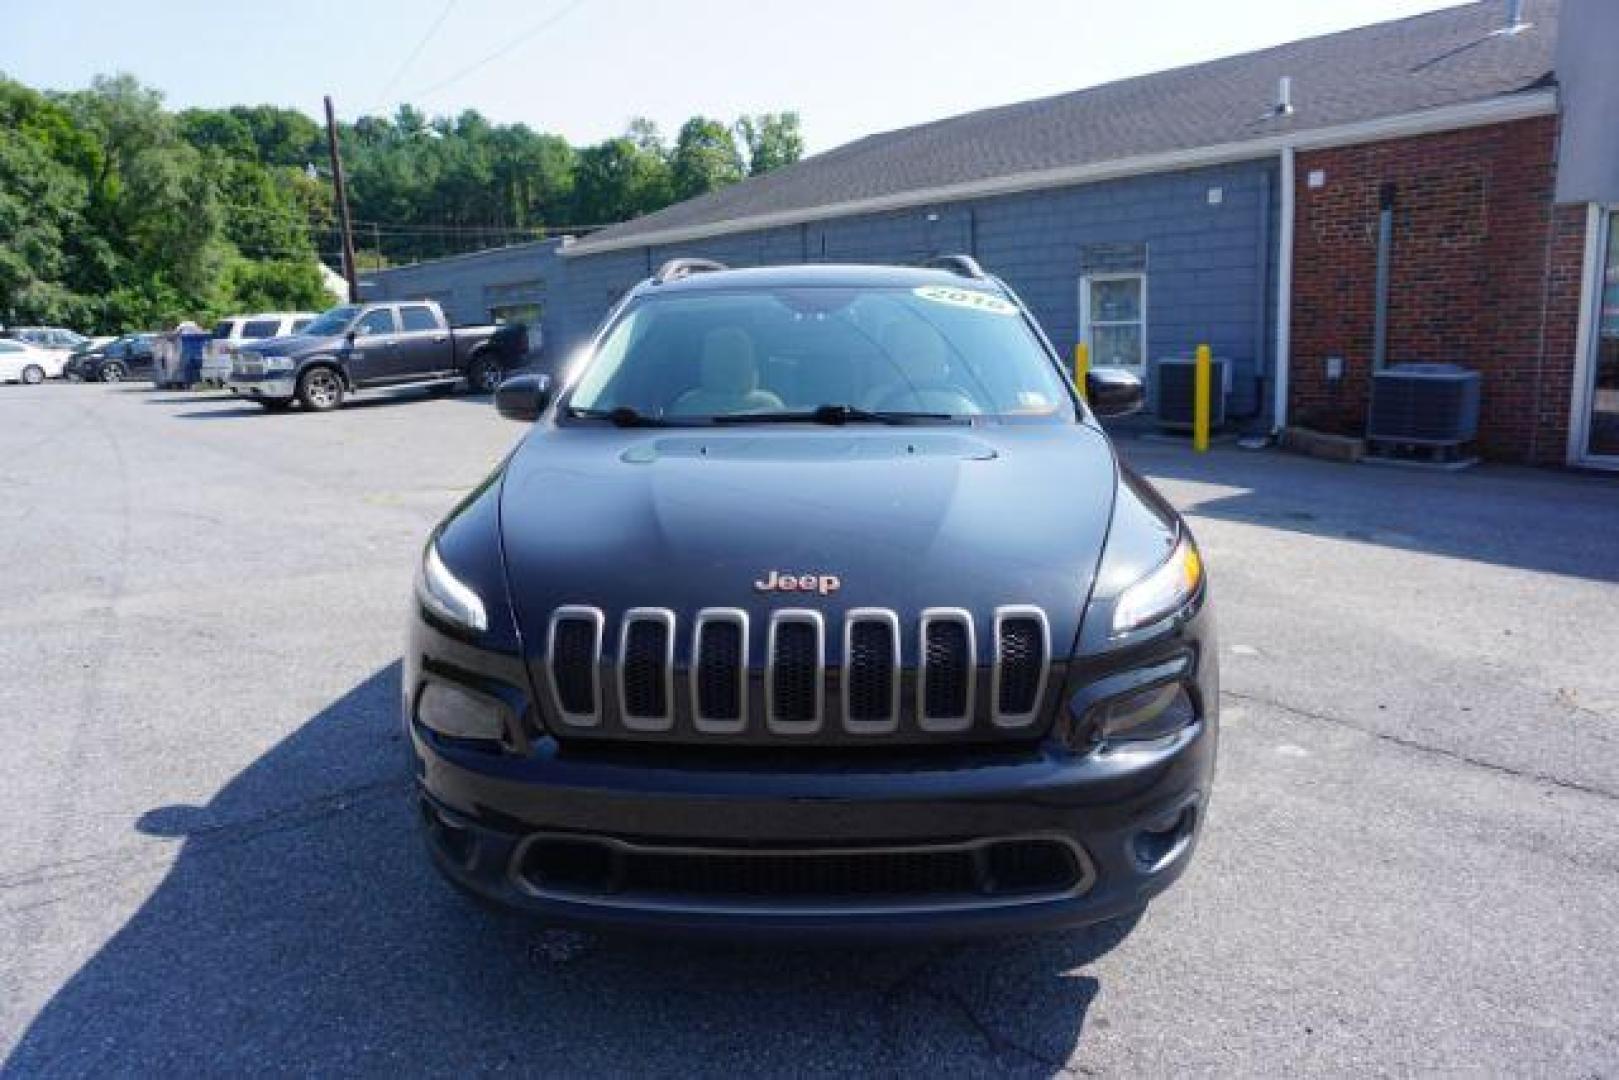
[1573,206,1619,466]
[1079,273,1147,372]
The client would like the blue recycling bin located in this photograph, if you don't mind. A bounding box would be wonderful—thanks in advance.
[151,331,212,389]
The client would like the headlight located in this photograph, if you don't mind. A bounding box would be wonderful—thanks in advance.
[263,356,293,373]
[416,541,488,633]
[1112,537,1202,635]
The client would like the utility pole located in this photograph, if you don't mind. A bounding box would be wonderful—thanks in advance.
[323,95,359,303]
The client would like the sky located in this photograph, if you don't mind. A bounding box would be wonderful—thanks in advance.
[0,0,1470,153]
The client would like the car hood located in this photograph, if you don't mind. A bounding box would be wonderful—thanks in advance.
[497,423,1120,658]
[239,334,329,357]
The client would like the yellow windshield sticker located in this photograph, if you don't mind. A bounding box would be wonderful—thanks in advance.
[912,285,1019,316]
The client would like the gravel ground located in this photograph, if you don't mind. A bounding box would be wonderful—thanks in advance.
[2,382,1616,1076]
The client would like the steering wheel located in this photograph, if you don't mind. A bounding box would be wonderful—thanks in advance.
[872,384,981,415]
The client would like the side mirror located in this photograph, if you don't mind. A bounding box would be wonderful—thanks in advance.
[1085,367,1145,418]
[494,373,552,422]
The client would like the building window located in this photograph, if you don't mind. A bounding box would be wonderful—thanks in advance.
[1080,273,1147,371]
[490,302,540,325]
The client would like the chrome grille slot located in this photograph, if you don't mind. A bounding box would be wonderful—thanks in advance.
[843,609,900,735]
[617,608,675,731]
[992,605,1049,728]
[546,606,604,727]
[918,609,975,733]
[766,610,824,734]
[692,609,748,734]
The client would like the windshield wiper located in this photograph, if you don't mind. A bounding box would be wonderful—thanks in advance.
[568,406,681,428]
[712,404,962,426]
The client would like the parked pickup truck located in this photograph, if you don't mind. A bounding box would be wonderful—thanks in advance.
[225,300,530,411]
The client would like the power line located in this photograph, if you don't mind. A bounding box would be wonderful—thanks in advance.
[214,200,611,236]
[411,0,588,101]
[369,0,460,115]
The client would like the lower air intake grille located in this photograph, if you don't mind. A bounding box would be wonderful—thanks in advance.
[515,835,1090,911]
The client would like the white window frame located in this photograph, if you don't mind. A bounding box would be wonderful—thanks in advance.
[1569,203,1619,469]
[1079,272,1148,372]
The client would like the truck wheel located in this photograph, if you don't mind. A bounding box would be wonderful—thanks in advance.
[467,354,502,394]
[297,367,344,412]
[21,364,45,385]
[100,362,126,384]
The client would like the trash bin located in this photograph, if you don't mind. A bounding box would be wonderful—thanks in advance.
[151,331,212,389]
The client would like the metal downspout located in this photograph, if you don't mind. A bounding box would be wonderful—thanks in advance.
[1273,146,1295,432]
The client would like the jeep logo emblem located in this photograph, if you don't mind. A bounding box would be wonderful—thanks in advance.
[754,570,841,596]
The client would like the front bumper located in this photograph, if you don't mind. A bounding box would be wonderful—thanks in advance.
[226,374,295,400]
[410,696,1215,940]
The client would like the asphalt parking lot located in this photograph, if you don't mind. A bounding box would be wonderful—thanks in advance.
[2,382,1616,1076]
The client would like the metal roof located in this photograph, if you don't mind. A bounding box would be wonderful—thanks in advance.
[570,1,1558,256]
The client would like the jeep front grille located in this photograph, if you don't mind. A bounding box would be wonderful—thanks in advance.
[545,607,604,726]
[992,606,1050,728]
[766,611,824,734]
[919,608,974,732]
[692,609,747,733]
[843,609,900,734]
[540,605,1053,743]
[618,609,674,731]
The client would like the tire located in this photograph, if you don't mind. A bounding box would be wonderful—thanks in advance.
[467,354,502,394]
[100,362,126,384]
[297,366,344,412]
[21,364,45,385]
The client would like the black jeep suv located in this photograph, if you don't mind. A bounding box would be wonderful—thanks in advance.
[405,258,1217,938]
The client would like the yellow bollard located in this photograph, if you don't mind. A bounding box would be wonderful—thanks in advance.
[1074,342,1089,398]
[1193,344,1211,453]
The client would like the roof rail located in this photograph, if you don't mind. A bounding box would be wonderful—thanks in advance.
[653,257,729,285]
[925,254,987,280]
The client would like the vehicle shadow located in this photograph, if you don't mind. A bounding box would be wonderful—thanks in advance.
[7,664,1132,1075]
[1112,434,1619,584]
[164,388,510,420]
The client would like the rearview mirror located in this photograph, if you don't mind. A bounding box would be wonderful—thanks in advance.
[1085,367,1145,418]
[494,373,552,422]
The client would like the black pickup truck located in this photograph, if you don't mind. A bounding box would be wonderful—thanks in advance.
[225,300,530,411]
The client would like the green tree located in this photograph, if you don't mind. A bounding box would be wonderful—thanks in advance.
[572,133,674,225]
[735,112,804,176]
[669,117,745,201]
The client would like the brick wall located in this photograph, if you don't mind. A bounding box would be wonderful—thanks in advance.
[1290,116,1587,463]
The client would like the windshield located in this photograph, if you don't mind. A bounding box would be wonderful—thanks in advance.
[301,305,360,337]
[567,285,1074,423]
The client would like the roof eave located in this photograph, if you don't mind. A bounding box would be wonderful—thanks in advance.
[564,89,1557,258]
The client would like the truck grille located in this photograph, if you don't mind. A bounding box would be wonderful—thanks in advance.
[540,605,1054,744]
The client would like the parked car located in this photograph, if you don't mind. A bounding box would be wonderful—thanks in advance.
[225,300,528,411]
[404,257,1216,938]
[62,344,98,382]
[81,333,159,383]
[200,312,315,386]
[0,338,68,383]
[3,327,93,364]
